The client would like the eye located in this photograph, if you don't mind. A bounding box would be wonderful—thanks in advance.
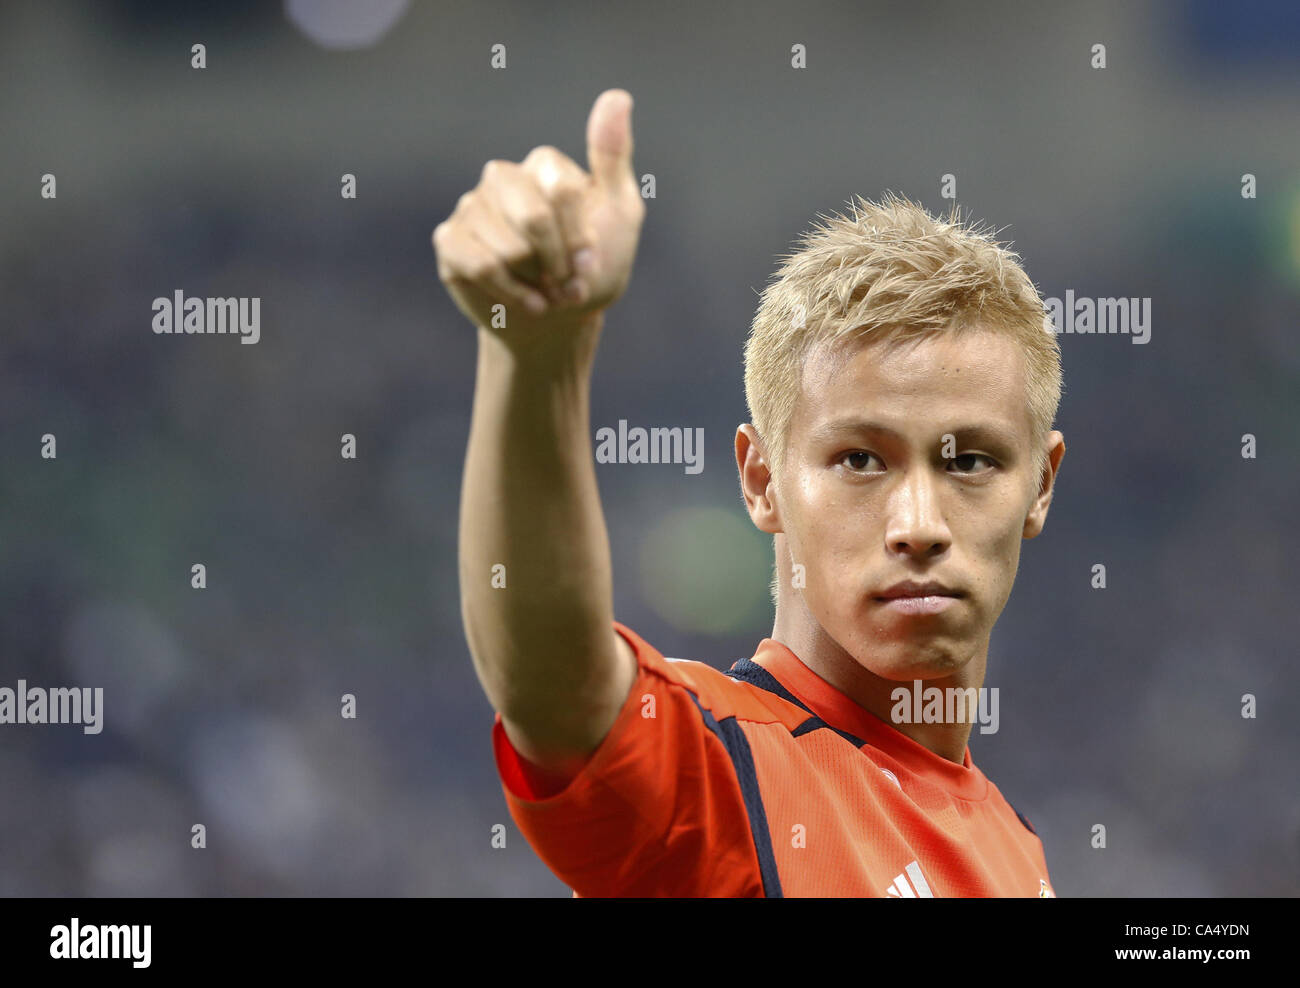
[947,453,996,474]
[840,450,882,471]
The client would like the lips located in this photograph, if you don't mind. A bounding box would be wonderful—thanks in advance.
[874,580,963,600]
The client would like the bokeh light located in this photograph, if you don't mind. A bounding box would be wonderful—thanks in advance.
[638,506,770,635]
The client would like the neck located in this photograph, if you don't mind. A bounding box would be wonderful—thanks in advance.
[770,590,986,765]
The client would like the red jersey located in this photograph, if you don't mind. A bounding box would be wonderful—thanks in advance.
[492,621,1055,897]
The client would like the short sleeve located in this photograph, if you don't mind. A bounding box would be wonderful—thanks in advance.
[490,622,763,897]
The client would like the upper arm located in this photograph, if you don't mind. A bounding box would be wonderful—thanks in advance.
[490,626,766,897]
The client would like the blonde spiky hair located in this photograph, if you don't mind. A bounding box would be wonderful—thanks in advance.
[743,192,1062,490]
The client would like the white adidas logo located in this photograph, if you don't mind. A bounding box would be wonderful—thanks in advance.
[885,860,934,898]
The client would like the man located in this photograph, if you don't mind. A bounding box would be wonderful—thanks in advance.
[434,88,1066,897]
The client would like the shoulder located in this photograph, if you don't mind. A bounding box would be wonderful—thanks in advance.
[616,622,809,732]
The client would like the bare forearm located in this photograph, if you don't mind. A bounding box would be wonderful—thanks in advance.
[459,317,623,743]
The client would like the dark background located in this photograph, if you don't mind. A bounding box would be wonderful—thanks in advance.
[1,0,1297,896]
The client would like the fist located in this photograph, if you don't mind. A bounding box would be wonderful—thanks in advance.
[433,89,645,344]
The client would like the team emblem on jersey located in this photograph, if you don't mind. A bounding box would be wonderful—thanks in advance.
[1038,879,1056,898]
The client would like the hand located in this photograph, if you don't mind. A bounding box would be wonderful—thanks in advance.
[433,88,645,346]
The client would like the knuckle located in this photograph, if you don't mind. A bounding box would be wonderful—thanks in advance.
[480,158,510,183]
[525,145,582,191]
[456,190,476,212]
[524,144,562,165]
[461,262,490,284]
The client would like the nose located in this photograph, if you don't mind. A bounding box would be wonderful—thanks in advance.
[883,468,951,558]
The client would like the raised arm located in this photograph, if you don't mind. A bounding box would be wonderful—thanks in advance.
[434,90,647,784]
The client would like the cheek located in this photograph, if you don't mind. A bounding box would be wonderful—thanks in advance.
[791,480,874,585]
[785,504,837,579]
[968,518,1025,604]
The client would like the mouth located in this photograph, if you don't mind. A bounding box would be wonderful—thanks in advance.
[872,582,964,615]
[874,594,958,615]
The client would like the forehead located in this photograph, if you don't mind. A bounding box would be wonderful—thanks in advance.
[795,328,1033,439]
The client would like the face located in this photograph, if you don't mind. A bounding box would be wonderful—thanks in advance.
[748,328,1062,682]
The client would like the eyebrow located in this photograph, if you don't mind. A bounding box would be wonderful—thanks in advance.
[808,418,1020,449]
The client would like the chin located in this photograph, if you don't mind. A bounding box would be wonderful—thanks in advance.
[853,639,970,682]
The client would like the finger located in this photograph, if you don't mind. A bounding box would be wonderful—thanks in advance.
[462,193,546,286]
[585,88,636,196]
[482,159,571,289]
[437,221,549,317]
[523,146,595,286]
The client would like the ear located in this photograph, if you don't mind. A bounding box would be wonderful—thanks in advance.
[736,424,783,535]
[1023,431,1066,539]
